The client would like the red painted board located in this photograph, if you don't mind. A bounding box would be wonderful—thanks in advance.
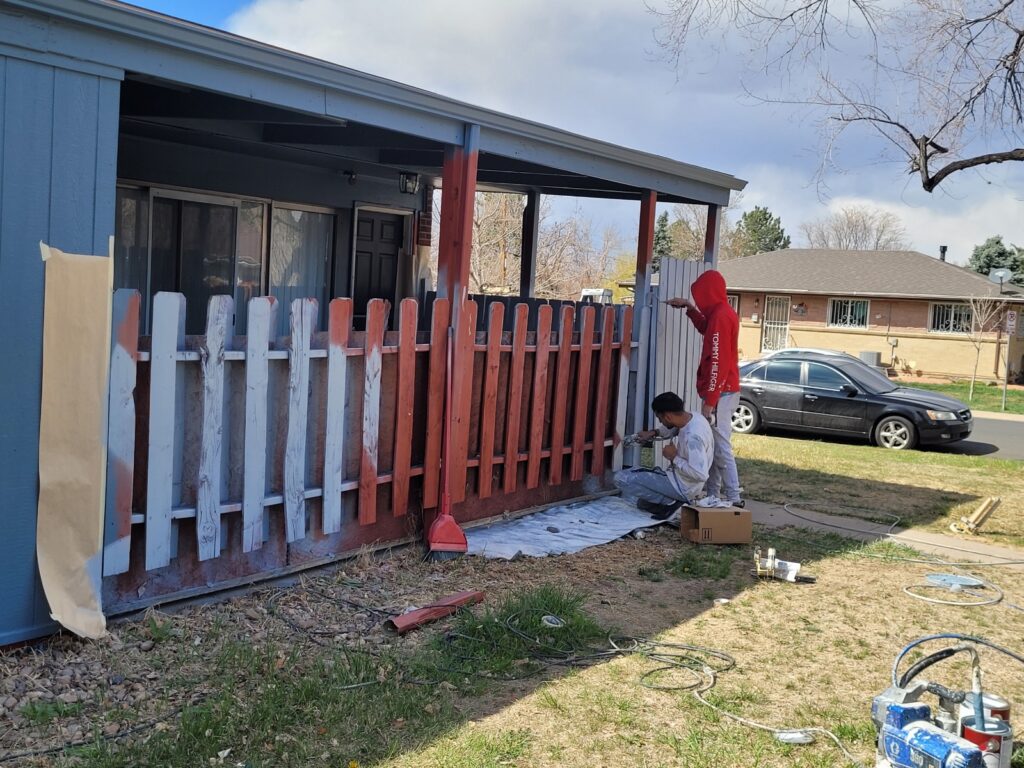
[570,306,596,481]
[391,298,418,517]
[478,302,505,498]
[503,304,529,494]
[386,590,485,634]
[450,299,478,504]
[548,306,575,486]
[526,305,553,489]
[422,299,451,508]
[590,306,615,477]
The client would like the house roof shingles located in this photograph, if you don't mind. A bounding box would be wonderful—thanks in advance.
[718,249,1024,302]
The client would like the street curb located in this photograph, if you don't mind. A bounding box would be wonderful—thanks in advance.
[972,409,1024,423]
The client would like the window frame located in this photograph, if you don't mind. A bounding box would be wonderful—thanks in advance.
[727,293,739,312]
[764,359,804,386]
[115,180,347,333]
[826,297,870,329]
[928,302,973,335]
[805,361,856,392]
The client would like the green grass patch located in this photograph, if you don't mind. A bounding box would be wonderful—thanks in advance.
[20,700,84,724]
[910,381,1024,415]
[667,545,743,580]
[638,565,665,582]
[63,585,607,768]
[434,585,609,683]
[431,729,532,768]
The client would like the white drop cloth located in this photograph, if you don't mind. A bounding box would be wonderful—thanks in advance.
[465,496,665,559]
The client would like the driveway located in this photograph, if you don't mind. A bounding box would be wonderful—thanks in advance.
[930,413,1024,460]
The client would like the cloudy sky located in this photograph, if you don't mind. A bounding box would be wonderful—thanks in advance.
[133,0,1023,265]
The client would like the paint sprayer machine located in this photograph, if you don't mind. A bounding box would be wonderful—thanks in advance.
[873,636,1015,768]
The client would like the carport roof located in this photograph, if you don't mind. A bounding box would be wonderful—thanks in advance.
[3,0,746,205]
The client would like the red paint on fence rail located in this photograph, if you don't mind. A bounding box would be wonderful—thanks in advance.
[391,298,418,517]
[503,304,529,494]
[526,305,553,489]
[422,299,450,509]
[478,302,505,499]
[359,300,387,525]
[570,306,597,482]
[548,305,574,486]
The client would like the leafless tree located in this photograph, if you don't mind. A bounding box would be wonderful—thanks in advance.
[651,0,1024,192]
[962,296,1008,398]
[800,205,910,249]
[431,192,622,300]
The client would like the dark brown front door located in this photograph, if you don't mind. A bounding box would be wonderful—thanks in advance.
[353,211,403,329]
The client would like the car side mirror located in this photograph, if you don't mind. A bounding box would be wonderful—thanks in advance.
[841,384,858,397]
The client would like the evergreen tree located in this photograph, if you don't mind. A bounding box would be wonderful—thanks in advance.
[652,210,672,272]
[735,206,791,257]
[968,236,1024,285]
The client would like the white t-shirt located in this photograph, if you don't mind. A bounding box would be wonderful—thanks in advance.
[655,413,714,500]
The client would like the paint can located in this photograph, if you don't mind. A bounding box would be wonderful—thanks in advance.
[960,716,1012,768]
[959,694,1011,725]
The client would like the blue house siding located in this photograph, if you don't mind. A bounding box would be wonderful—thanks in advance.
[0,52,120,644]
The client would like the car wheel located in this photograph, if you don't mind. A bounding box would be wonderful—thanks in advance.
[874,415,917,450]
[731,400,761,434]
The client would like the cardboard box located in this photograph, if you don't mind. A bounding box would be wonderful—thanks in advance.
[679,505,752,545]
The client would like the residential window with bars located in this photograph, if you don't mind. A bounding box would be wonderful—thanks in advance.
[827,298,869,329]
[930,302,972,334]
[727,294,739,312]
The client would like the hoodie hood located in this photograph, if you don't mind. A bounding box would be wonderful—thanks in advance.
[691,270,728,314]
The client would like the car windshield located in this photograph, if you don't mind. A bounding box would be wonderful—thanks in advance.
[835,359,898,393]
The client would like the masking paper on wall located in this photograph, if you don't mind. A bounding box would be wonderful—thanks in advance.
[37,242,113,639]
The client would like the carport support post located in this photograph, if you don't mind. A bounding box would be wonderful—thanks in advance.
[436,123,480,307]
[703,203,721,265]
[635,190,656,315]
[627,190,657,460]
[519,190,540,298]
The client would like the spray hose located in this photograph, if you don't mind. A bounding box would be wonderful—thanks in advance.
[892,634,1024,690]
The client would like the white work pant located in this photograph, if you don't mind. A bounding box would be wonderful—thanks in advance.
[704,391,741,502]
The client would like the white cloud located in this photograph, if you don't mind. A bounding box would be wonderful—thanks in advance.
[226,0,1024,257]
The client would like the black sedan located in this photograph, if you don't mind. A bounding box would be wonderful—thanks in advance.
[731,350,973,450]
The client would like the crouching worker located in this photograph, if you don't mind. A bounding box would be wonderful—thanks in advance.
[614,392,714,520]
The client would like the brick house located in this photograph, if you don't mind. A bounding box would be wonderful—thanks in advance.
[717,249,1024,381]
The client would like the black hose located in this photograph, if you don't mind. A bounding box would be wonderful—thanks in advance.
[897,647,962,688]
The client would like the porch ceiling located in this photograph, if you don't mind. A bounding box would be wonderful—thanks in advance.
[5,0,745,205]
[119,77,705,203]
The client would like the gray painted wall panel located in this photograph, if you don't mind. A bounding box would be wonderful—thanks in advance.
[0,53,120,644]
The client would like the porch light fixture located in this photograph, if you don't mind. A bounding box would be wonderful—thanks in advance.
[399,171,421,195]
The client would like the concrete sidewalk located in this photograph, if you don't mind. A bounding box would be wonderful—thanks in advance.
[747,499,1024,571]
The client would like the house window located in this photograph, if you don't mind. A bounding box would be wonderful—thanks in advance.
[827,298,869,329]
[269,206,335,336]
[727,294,739,312]
[114,185,338,336]
[930,302,972,334]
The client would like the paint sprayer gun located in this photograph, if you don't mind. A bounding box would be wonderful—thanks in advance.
[623,431,665,448]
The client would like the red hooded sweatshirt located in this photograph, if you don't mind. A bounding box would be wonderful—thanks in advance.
[685,270,739,408]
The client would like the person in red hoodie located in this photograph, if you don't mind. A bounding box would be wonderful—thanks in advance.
[667,269,743,508]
